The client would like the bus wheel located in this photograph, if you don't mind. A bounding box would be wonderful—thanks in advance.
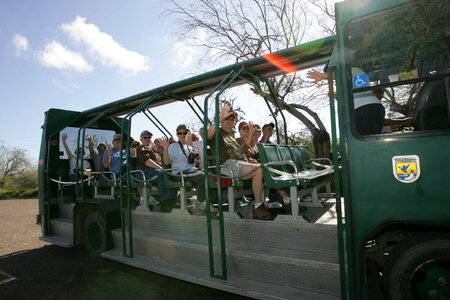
[384,236,450,300]
[83,212,108,258]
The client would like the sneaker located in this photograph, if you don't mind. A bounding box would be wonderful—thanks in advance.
[267,202,283,209]
[235,196,251,207]
[148,196,160,206]
[195,200,206,210]
[252,205,274,220]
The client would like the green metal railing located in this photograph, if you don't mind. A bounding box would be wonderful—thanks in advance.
[120,90,165,257]
[203,68,244,280]
[329,66,347,300]
[143,109,173,138]
[76,106,116,201]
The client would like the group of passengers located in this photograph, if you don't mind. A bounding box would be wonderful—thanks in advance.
[63,102,302,220]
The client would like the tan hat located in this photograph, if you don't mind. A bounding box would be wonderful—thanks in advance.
[112,133,121,141]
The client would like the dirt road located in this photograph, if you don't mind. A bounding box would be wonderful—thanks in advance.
[0,199,247,299]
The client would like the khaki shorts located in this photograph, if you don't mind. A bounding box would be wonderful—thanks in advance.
[221,159,258,178]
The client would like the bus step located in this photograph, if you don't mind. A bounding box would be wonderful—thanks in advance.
[39,234,74,248]
[106,229,340,298]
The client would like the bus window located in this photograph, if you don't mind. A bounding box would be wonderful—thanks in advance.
[59,127,115,159]
[344,0,449,136]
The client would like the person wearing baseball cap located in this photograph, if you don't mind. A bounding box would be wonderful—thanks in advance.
[134,130,176,208]
[207,102,292,220]
[102,133,123,177]
[236,121,258,161]
[260,122,275,144]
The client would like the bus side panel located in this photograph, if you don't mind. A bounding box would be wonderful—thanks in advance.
[347,132,450,298]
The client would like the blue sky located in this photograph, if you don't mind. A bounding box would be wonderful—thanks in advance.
[0,0,334,164]
[0,0,208,163]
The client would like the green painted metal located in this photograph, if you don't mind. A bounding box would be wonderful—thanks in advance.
[333,0,450,298]
[211,67,247,280]
[81,36,335,119]
[192,98,211,125]
[185,99,205,124]
[77,106,116,201]
[329,66,348,300]
[119,91,165,257]
[145,110,173,138]
[142,110,170,139]
[203,69,239,280]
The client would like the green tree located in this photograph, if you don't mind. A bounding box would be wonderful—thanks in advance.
[0,142,36,190]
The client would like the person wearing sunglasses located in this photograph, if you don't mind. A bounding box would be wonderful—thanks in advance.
[207,102,292,220]
[135,130,176,208]
[162,124,217,212]
[236,121,260,162]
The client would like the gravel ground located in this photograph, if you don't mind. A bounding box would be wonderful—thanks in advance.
[0,198,248,300]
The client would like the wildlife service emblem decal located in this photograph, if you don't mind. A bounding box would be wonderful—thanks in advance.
[392,155,421,183]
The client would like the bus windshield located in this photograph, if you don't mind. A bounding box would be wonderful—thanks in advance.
[345,0,449,90]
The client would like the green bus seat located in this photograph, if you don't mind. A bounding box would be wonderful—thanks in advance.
[257,144,297,188]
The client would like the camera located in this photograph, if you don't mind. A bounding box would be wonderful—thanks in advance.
[187,152,199,165]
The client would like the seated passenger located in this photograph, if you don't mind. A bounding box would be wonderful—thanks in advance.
[102,134,123,179]
[207,102,292,220]
[236,121,259,161]
[86,135,107,185]
[61,133,91,181]
[86,135,106,172]
[162,124,216,212]
[152,137,163,165]
[135,130,177,207]
[252,124,262,159]
[260,122,275,144]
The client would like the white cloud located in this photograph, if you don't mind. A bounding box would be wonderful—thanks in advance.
[12,34,30,55]
[37,40,93,72]
[169,29,206,68]
[170,41,194,68]
[61,16,150,76]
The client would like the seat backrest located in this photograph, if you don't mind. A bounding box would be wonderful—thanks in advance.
[289,146,306,172]
[414,79,450,131]
[278,145,296,174]
[258,144,282,168]
[300,146,313,170]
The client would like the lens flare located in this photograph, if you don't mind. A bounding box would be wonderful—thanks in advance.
[263,53,298,74]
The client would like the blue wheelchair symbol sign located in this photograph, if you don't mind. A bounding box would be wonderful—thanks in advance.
[353,74,369,88]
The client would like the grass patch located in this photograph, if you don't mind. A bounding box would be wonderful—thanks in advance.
[0,188,38,199]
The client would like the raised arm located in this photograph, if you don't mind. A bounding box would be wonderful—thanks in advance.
[307,69,328,84]
[61,134,73,160]
[245,121,255,146]
[207,102,233,140]
[86,135,97,158]
[103,140,112,168]
[161,138,172,165]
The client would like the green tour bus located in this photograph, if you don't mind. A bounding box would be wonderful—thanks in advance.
[37,0,449,299]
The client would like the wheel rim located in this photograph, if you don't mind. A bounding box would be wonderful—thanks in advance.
[87,222,104,251]
[411,259,450,299]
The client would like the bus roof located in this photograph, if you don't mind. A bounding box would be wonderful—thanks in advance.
[82,35,335,119]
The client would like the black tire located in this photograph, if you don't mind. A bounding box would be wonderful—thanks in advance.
[83,212,108,258]
[383,235,450,300]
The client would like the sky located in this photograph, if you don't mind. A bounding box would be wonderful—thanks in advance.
[0,0,335,164]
